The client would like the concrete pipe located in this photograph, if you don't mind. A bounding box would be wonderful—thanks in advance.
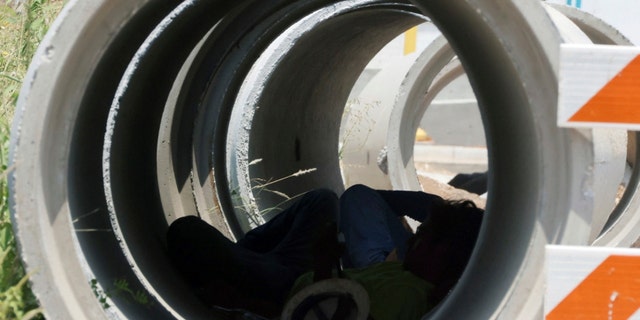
[339,53,421,191]
[226,0,589,319]
[7,0,627,319]
[384,4,634,245]
[548,4,640,248]
[225,1,425,231]
[386,36,464,192]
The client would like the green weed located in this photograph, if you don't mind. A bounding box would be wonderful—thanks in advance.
[225,159,317,228]
[338,98,379,160]
[90,278,153,310]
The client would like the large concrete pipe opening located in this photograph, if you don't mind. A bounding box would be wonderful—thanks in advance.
[339,31,489,214]
[225,3,425,231]
[10,0,633,319]
[380,3,640,247]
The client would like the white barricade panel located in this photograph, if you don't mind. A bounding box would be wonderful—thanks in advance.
[558,44,640,129]
[545,245,640,319]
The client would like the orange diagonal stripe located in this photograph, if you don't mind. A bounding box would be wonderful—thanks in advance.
[546,255,640,320]
[569,55,640,124]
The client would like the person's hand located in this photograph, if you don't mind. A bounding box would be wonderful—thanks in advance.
[385,248,398,262]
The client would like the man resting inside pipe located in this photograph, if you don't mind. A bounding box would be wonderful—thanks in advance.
[167,184,484,319]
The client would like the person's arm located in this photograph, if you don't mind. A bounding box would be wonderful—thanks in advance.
[375,190,443,222]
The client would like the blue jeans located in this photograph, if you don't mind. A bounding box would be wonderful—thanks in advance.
[167,189,339,311]
[339,184,413,268]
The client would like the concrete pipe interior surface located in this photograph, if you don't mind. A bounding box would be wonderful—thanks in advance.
[9,0,635,319]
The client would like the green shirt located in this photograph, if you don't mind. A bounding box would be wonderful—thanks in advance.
[289,262,435,320]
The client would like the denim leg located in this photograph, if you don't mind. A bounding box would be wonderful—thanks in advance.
[339,184,412,268]
[167,216,299,307]
[238,189,339,260]
[267,189,339,272]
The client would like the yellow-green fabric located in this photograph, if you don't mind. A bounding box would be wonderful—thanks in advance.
[289,262,435,320]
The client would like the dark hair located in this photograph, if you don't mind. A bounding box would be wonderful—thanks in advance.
[403,199,484,303]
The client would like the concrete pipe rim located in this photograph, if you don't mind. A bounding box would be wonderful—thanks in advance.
[389,2,639,247]
[228,0,573,318]
[225,1,426,231]
[386,35,463,192]
[409,1,571,318]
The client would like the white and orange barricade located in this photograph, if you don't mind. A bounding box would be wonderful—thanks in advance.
[558,43,640,129]
[545,245,640,319]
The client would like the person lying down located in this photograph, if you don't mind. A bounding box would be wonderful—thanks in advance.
[167,184,484,319]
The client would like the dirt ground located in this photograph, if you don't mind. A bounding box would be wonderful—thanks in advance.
[414,162,640,248]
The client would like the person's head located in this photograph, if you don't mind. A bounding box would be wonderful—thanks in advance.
[403,199,484,302]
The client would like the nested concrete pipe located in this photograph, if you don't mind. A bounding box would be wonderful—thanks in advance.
[338,3,637,249]
[548,4,640,248]
[226,2,425,231]
[9,0,635,319]
[384,4,631,245]
[228,1,594,319]
[386,35,462,192]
